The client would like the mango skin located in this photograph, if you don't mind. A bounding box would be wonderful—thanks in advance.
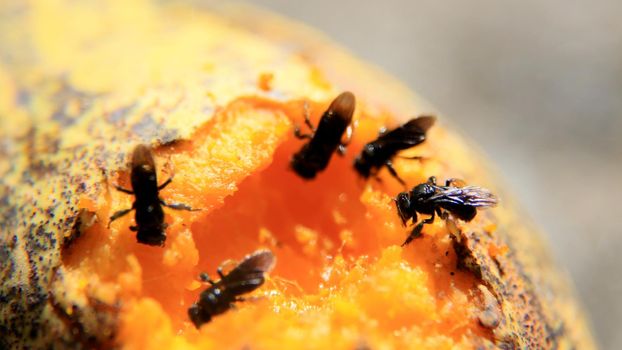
[0,0,595,349]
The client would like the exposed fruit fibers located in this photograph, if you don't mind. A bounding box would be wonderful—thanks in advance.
[62,98,491,349]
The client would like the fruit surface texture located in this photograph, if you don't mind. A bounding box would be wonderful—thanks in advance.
[0,1,595,349]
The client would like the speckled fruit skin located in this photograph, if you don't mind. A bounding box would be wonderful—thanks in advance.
[0,1,595,349]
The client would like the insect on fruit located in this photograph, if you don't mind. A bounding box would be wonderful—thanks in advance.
[290,91,355,179]
[108,144,198,246]
[353,116,435,186]
[395,176,498,246]
[188,249,276,328]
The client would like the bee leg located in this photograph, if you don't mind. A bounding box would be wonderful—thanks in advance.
[384,160,406,188]
[401,222,424,246]
[108,208,133,228]
[158,176,173,190]
[114,185,134,195]
[293,126,313,140]
[199,272,215,285]
[129,225,138,232]
[401,213,435,247]
[216,265,227,280]
[302,100,316,132]
[160,200,200,211]
[294,100,316,139]
[234,297,246,302]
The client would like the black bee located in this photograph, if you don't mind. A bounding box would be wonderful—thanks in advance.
[354,116,435,185]
[188,249,276,328]
[108,144,197,246]
[290,91,356,179]
[395,176,498,246]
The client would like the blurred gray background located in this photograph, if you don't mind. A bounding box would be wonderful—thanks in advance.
[251,0,621,348]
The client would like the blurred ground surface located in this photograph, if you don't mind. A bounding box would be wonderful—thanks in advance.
[251,1,621,348]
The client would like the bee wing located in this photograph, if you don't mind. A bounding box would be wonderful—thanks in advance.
[220,275,267,295]
[426,186,498,208]
[219,250,276,295]
[222,249,276,284]
[377,116,436,147]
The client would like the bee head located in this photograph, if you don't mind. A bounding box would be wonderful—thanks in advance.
[290,154,318,179]
[188,303,209,328]
[353,155,371,178]
[394,192,413,225]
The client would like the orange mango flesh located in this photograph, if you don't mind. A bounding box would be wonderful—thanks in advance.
[62,97,493,349]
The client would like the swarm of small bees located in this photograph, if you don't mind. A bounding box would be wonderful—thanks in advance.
[108,91,498,328]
